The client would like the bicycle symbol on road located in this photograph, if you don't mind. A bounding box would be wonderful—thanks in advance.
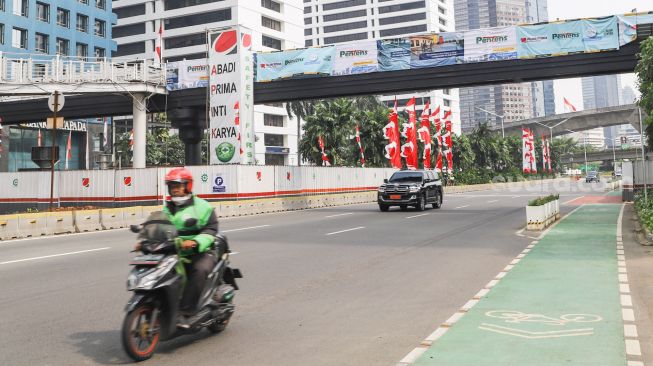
[479,310,603,339]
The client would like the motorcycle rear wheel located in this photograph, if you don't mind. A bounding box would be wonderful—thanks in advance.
[121,305,161,362]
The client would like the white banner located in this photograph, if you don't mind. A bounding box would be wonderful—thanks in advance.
[208,27,254,164]
[332,40,378,76]
[463,26,517,62]
[166,58,209,91]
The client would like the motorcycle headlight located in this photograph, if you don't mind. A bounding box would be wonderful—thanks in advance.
[129,256,178,290]
[409,186,420,193]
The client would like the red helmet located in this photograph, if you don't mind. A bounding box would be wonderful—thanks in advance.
[165,168,193,193]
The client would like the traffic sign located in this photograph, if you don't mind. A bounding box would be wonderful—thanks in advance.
[48,92,65,112]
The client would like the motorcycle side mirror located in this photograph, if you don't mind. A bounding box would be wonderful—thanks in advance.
[383,179,388,183]
[129,225,141,233]
[184,218,198,227]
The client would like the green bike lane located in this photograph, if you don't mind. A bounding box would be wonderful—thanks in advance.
[410,203,626,366]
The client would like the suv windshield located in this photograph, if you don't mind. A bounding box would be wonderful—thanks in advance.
[587,171,597,177]
[388,172,423,183]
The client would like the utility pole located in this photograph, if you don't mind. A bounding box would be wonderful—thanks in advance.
[48,91,63,211]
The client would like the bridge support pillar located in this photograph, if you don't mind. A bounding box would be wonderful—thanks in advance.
[168,108,205,166]
[132,93,147,169]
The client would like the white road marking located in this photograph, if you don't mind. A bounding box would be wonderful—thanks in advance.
[487,200,499,203]
[623,308,635,322]
[324,212,354,218]
[625,339,642,356]
[222,225,270,233]
[624,324,639,338]
[0,247,110,265]
[326,226,365,236]
[563,196,585,205]
[0,229,128,245]
[406,213,429,219]
[454,205,470,209]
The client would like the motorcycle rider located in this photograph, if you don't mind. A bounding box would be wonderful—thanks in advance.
[161,167,218,327]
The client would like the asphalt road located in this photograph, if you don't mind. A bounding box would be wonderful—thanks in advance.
[0,180,609,366]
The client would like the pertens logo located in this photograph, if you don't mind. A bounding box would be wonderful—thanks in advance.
[339,50,368,57]
[476,35,508,44]
[216,142,236,163]
[285,58,303,66]
[552,32,580,40]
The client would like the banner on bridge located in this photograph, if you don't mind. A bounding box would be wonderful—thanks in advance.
[255,46,335,82]
[463,26,518,62]
[376,38,411,71]
[208,26,255,165]
[332,40,378,76]
[166,58,209,91]
[580,16,619,53]
[409,32,464,68]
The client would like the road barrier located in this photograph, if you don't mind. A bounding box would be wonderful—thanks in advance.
[18,212,48,237]
[46,211,75,235]
[74,210,102,232]
[101,208,125,230]
[0,214,20,240]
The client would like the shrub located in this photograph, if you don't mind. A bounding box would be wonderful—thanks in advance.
[528,194,560,206]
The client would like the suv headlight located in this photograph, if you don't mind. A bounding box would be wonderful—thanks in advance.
[409,186,420,193]
[378,185,386,193]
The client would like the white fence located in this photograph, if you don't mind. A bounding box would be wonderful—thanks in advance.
[0,166,396,213]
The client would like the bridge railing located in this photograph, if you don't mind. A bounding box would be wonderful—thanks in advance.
[0,52,164,86]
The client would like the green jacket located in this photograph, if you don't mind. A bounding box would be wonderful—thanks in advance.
[163,195,218,257]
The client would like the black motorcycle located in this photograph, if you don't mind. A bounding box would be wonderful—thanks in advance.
[121,215,242,362]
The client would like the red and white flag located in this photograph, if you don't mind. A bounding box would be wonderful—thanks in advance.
[522,127,531,174]
[444,112,453,173]
[563,97,577,113]
[65,130,72,170]
[541,135,548,173]
[102,118,108,149]
[155,20,164,61]
[546,139,552,173]
[383,98,402,169]
[417,102,432,169]
[318,135,330,166]
[529,129,537,174]
[355,124,365,167]
[37,129,42,147]
[129,129,134,162]
[400,97,418,170]
[433,107,443,173]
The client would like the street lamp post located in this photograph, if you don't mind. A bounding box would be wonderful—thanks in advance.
[475,106,504,138]
[639,106,648,202]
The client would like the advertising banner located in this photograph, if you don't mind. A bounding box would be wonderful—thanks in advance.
[332,40,378,76]
[376,38,411,71]
[166,58,209,91]
[617,15,638,46]
[517,20,585,58]
[409,32,464,68]
[463,26,517,62]
[255,46,335,82]
[208,26,255,165]
[580,16,619,53]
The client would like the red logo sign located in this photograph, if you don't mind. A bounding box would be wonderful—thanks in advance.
[256,171,262,181]
[82,178,90,188]
[242,33,252,49]
[213,30,237,55]
[287,172,291,181]
[123,176,132,186]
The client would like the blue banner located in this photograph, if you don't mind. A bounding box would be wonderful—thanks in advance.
[517,21,585,58]
[377,39,411,71]
[255,47,335,82]
[410,33,464,68]
[581,17,619,52]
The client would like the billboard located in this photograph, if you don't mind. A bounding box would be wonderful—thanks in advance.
[166,58,209,91]
[517,20,586,58]
[377,38,411,71]
[255,46,335,82]
[580,16,619,53]
[208,27,255,165]
[332,40,378,76]
[463,26,517,62]
[409,32,464,68]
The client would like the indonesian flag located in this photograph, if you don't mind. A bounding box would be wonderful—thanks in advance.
[355,124,365,167]
[102,118,108,149]
[563,97,577,113]
[417,102,432,169]
[529,129,537,174]
[444,112,453,173]
[433,107,443,173]
[65,130,72,170]
[383,98,402,169]
[129,129,134,162]
[546,140,552,172]
[155,20,164,61]
[37,129,42,147]
[318,135,330,166]
[400,97,418,170]
[522,128,531,173]
[542,135,548,173]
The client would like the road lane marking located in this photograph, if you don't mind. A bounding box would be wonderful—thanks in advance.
[406,213,429,219]
[0,247,110,265]
[222,225,270,233]
[325,213,354,218]
[487,200,499,203]
[326,227,365,236]
[454,205,470,209]
[0,229,128,245]
[563,196,585,205]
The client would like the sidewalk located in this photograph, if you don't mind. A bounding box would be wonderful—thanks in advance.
[400,202,647,366]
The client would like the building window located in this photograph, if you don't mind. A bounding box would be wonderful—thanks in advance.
[323,9,366,22]
[57,8,70,28]
[379,12,426,26]
[265,154,285,165]
[95,0,105,10]
[164,0,224,11]
[305,39,313,47]
[262,16,281,31]
[164,8,231,30]
[322,0,365,11]
[264,114,284,127]
[0,24,4,45]
[262,35,281,50]
[114,3,145,18]
[304,6,311,13]
[304,28,312,36]
[164,32,206,49]
[76,14,89,33]
[113,41,145,57]
[13,0,28,16]
[56,38,69,55]
[379,24,427,37]
[304,17,312,25]
[12,27,27,49]
[261,0,280,12]
[324,32,367,44]
[112,23,145,38]
[94,47,105,58]
[438,17,447,26]
[76,42,88,58]
[264,134,284,147]
[164,52,205,63]
[36,2,49,22]
[94,19,105,37]
[324,20,367,33]
[378,1,425,14]
[0,0,4,12]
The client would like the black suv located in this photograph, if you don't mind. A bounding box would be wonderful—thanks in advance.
[378,170,443,212]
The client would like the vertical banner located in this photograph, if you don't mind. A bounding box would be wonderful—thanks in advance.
[383,98,402,169]
[208,26,254,164]
[444,113,453,173]
[400,97,418,170]
[529,130,537,174]
[432,106,443,173]
[522,128,531,173]
[417,102,432,170]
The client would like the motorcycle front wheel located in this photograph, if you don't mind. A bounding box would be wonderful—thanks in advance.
[121,305,161,362]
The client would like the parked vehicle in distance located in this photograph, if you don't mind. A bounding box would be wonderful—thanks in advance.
[378,170,443,212]
[585,171,600,183]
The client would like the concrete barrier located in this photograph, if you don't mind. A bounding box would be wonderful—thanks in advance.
[74,209,102,232]
[18,212,48,237]
[101,208,125,230]
[122,206,144,227]
[0,214,21,240]
[46,211,75,235]
[141,205,163,220]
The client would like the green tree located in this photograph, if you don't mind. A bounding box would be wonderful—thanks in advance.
[636,37,653,146]
[115,128,186,167]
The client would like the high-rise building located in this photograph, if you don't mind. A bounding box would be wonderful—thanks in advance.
[304,0,460,134]
[112,0,305,165]
[525,0,555,118]
[0,0,117,172]
[582,74,621,148]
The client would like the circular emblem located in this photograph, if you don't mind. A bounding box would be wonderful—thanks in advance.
[585,26,597,38]
[201,173,208,183]
[82,178,90,188]
[242,33,252,49]
[12,178,18,187]
[214,176,224,186]
[216,142,235,163]
[123,176,132,186]
[213,30,237,55]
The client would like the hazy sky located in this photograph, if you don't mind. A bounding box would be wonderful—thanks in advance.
[548,0,651,112]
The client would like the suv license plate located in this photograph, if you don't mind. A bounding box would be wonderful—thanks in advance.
[389,195,401,200]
